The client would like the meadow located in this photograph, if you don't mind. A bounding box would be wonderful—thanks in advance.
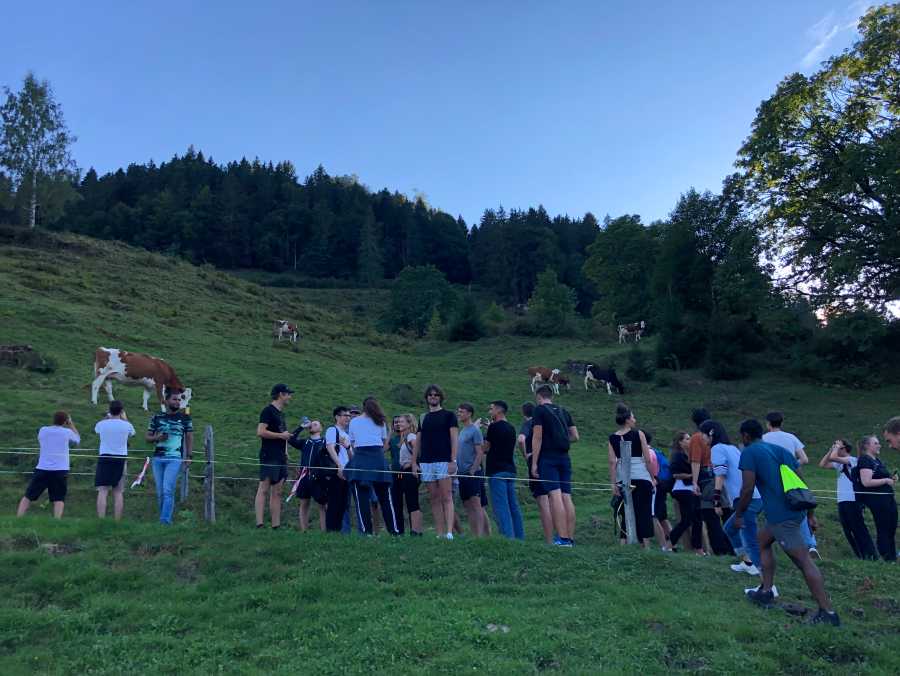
[1,226,899,674]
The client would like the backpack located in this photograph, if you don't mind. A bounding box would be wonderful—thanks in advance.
[767,446,817,511]
[540,404,571,452]
[655,449,671,481]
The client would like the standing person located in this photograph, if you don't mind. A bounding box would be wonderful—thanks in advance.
[668,431,704,555]
[519,402,553,544]
[701,420,762,576]
[411,384,458,540]
[530,385,579,546]
[94,400,135,520]
[146,389,193,525]
[763,411,817,557]
[323,407,352,533]
[255,384,293,529]
[17,411,80,519]
[484,401,524,540]
[607,404,655,547]
[390,413,423,536]
[856,435,897,561]
[289,420,327,531]
[647,432,673,551]
[345,396,400,535]
[688,408,730,556]
[884,417,900,451]
[455,403,489,537]
[733,419,840,626]
[818,440,876,559]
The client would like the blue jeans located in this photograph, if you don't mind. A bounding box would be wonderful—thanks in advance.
[488,473,524,540]
[151,457,182,525]
[724,498,762,568]
[800,513,817,548]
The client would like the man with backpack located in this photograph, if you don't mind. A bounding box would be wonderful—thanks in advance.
[530,384,579,546]
[323,406,353,533]
[733,419,839,626]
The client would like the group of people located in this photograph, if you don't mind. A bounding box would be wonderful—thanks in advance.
[254,383,579,545]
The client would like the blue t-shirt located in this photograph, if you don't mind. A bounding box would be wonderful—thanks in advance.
[738,440,799,524]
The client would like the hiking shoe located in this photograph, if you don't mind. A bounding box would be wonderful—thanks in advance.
[809,609,841,627]
[809,547,821,559]
[745,587,776,607]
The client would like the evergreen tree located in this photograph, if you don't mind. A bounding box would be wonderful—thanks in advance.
[448,294,486,342]
[526,270,577,336]
[356,206,383,285]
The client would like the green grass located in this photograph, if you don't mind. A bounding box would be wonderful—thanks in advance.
[1,227,899,674]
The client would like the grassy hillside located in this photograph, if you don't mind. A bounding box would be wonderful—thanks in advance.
[1,226,899,673]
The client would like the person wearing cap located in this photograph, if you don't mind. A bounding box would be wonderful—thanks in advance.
[255,384,294,529]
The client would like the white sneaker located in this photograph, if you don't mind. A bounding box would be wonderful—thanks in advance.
[730,562,749,573]
[445,532,454,541]
[744,564,760,576]
[745,584,778,598]
[808,547,820,559]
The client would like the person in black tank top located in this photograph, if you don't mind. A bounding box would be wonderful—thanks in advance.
[607,403,655,545]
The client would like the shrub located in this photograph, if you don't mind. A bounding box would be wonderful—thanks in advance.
[705,313,751,380]
[625,344,655,381]
[389,384,420,407]
[448,295,486,342]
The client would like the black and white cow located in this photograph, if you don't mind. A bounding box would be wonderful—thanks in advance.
[584,365,626,395]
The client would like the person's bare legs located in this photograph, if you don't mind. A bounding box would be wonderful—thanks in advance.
[563,494,576,540]
[298,498,311,531]
[547,490,570,539]
[439,477,455,535]
[97,487,109,518]
[784,546,833,610]
[481,506,492,536]
[112,485,124,521]
[410,509,423,534]
[16,497,31,517]
[536,495,553,543]
[255,480,271,526]
[464,496,484,536]
[52,501,64,518]
[427,482,446,536]
[758,527,776,591]
[270,481,284,527]
[318,505,326,531]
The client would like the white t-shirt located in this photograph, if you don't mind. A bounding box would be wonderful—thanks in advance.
[95,418,136,456]
[399,433,417,467]
[762,430,804,459]
[832,456,857,503]
[36,426,80,471]
[326,425,350,468]
[349,416,387,448]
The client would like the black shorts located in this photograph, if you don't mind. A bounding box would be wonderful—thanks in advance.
[260,458,288,484]
[296,474,327,505]
[524,455,548,497]
[654,479,671,521]
[459,473,486,503]
[25,469,68,502]
[95,456,126,488]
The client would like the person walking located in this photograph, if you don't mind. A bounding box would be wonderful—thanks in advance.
[530,384,579,546]
[607,404,655,547]
[484,400,524,540]
[734,419,840,626]
[254,384,293,529]
[688,408,731,556]
[856,435,897,561]
[647,432,673,551]
[94,400,135,520]
[668,431,704,555]
[345,396,400,535]
[411,384,458,540]
[456,403,489,537]
[818,440,876,559]
[17,411,80,519]
[323,406,353,533]
[519,402,553,544]
[390,413,423,535]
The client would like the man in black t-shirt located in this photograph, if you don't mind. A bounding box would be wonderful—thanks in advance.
[411,384,458,539]
[518,401,553,543]
[255,383,294,529]
[531,385,579,546]
[484,400,524,540]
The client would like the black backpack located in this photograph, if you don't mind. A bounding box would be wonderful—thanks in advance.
[540,404,571,452]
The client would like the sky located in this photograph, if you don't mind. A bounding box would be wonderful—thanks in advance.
[1,1,879,226]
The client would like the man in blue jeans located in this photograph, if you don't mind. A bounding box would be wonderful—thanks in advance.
[530,385,579,546]
[483,401,524,540]
[146,389,193,525]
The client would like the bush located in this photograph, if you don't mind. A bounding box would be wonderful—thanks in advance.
[389,384,420,407]
[448,295,486,342]
[705,313,751,380]
[524,270,577,337]
[653,371,674,388]
[384,266,456,337]
[625,344,655,381]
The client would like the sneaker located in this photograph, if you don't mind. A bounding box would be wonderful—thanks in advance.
[553,536,563,546]
[745,587,776,608]
[445,533,454,541]
[745,584,779,600]
[809,609,841,627]
[730,561,750,573]
[744,564,760,576]
[808,547,821,559]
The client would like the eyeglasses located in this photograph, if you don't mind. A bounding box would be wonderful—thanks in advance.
[427,393,440,398]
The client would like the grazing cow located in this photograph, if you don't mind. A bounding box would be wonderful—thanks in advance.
[528,366,561,394]
[555,375,571,392]
[584,365,626,395]
[617,320,646,344]
[91,348,192,412]
[272,319,299,344]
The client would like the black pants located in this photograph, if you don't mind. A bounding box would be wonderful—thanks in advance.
[351,482,401,535]
[390,471,421,534]
[632,480,654,541]
[860,494,898,562]
[700,506,732,555]
[323,475,349,532]
[670,491,700,550]
[838,501,877,560]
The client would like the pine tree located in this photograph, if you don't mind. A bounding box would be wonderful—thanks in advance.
[448,294,486,342]
[356,206,383,285]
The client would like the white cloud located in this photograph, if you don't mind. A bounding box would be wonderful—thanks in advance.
[799,2,877,70]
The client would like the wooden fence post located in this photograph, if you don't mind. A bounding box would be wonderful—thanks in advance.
[204,425,216,523]
[618,439,638,544]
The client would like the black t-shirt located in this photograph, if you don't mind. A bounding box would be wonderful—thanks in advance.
[609,429,642,458]
[519,419,534,457]
[259,404,287,462]
[485,420,517,476]
[419,409,458,463]
[298,438,324,469]
[532,404,574,454]
[669,450,692,485]
[858,455,893,494]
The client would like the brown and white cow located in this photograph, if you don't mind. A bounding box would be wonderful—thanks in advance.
[527,366,565,395]
[617,320,646,344]
[91,348,192,412]
[273,319,299,343]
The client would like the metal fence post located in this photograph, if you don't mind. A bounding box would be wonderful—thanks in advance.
[618,439,638,544]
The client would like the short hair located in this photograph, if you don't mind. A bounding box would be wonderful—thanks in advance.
[164,387,183,400]
[457,402,474,415]
[490,400,508,413]
[884,417,900,435]
[53,410,68,426]
[699,420,730,446]
[423,384,445,403]
[739,419,764,441]
[522,402,534,417]
[108,400,124,416]
[691,408,710,427]
[615,403,632,426]
[766,411,784,428]
[535,384,554,399]
[332,406,349,419]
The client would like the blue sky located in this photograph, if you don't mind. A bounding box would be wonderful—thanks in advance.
[1,1,877,226]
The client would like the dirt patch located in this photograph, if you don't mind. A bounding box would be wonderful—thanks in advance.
[41,542,84,556]
[134,542,184,558]
[872,597,900,615]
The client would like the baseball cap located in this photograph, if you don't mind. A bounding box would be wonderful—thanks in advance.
[271,383,295,398]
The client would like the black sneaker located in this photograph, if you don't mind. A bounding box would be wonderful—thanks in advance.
[745,587,775,608]
[809,609,841,627]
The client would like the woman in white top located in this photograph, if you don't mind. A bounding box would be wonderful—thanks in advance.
[345,397,401,535]
[819,439,876,559]
[390,413,422,535]
[607,403,655,546]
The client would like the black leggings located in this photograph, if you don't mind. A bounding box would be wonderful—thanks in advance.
[632,480,654,541]
[670,491,700,550]
[838,501,877,559]
[860,494,898,562]
[351,482,401,535]
[324,476,348,532]
[390,471,420,534]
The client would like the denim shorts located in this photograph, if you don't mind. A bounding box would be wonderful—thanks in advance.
[419,462,450,483]
[537,452,572,494]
